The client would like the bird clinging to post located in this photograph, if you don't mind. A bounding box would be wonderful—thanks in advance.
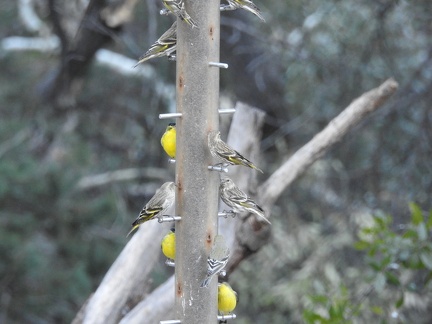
[208,130,263,173]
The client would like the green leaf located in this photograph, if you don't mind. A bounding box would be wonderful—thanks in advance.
[420,251,432,270]
[310,294,329,305]
[408,254,422,269]
[410,202,424,225]
[371,306,384,315]
[353,240,370,250]
[380,255,392,269]
[374,214,389,229]
[369,261,382,272]
[384,271,400,286]
[402,229,418,239]
[362,227,378,235]
[303,310,327,323]
[329,304,343,320]
[395,293,404,309]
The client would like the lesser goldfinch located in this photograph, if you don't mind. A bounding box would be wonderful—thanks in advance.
[160,0,198,29]
[161,123,176,159]
[219,177,271,224]
[201,235,230,288]
[221,0,265,22]
[161,227,176,260]
[128,182,175,236]
[208,130,263,173]
[134,21,177,67]
[218,282,238,316]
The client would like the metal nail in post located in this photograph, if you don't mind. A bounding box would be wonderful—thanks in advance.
[160,8,170,15]
[209,62,229,69]
[218,211,236,218]
[168,158,176,164]
[219,4,235,11]
[160,320,181,324]
[217,314,237,321]
[159,112,183,120]
[208,165,228,173]
[165,259,175,267]
[218,109,236,115]
[157,215,182,223]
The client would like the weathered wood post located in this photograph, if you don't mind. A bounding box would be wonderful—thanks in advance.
[174,0,221,323]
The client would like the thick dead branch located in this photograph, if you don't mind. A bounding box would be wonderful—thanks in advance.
[38,0,137,107]
[74,219,173,324]
[222,103,268,253]
[226,79,399,273]
[258,78,399,208]
[119,276,175,323]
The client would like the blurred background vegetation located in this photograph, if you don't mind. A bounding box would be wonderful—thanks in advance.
[1,0,432,323]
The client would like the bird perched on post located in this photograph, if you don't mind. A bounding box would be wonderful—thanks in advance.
[128,182,175,236]
[201,235,230,288]
[161,123,176,159]
[218,282,238,316]
[220,0,265,22]
[208,130,263,173]
[161,227,176,260]
[160,0,198,29]
[219,177,271,224]
[134,21,177,67]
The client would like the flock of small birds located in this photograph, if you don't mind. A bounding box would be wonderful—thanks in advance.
[129,0,266,320]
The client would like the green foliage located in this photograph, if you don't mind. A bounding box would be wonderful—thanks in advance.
[303,286,354,324]
[0,55,134,323]
[355,204,432,299]
[304,204,432,323]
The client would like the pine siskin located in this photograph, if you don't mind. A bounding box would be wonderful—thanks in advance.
[161,0,198,29]
[134,21,177,67]
[128,182,175,236]
[221,0,265,22]
[218,282,238,316]
[219,177,271,224]
[161,123,176,159]
[161,227,176,260]
[201,235,230,288]
[208,130,263,173]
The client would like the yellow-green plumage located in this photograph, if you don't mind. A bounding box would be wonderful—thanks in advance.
[218,282,238,315]
[208,130,263,173]
[134,21,177,66]
[222,0,265,22]
[161,123,176,158]
[162,0,198,28]
[127,182,175,237]
[161,228,176,260]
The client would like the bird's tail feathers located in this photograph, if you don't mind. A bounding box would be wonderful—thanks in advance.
[127,223,140,237]
[200,276,211,288]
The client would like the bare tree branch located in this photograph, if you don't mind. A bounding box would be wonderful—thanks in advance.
[38,0,139,107]
[258,78,399,209]
[225,79,399,274]
[74,219,173,324]
[119,276,175,323]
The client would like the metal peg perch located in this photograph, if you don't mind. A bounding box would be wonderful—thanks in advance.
[157,215,182,223]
